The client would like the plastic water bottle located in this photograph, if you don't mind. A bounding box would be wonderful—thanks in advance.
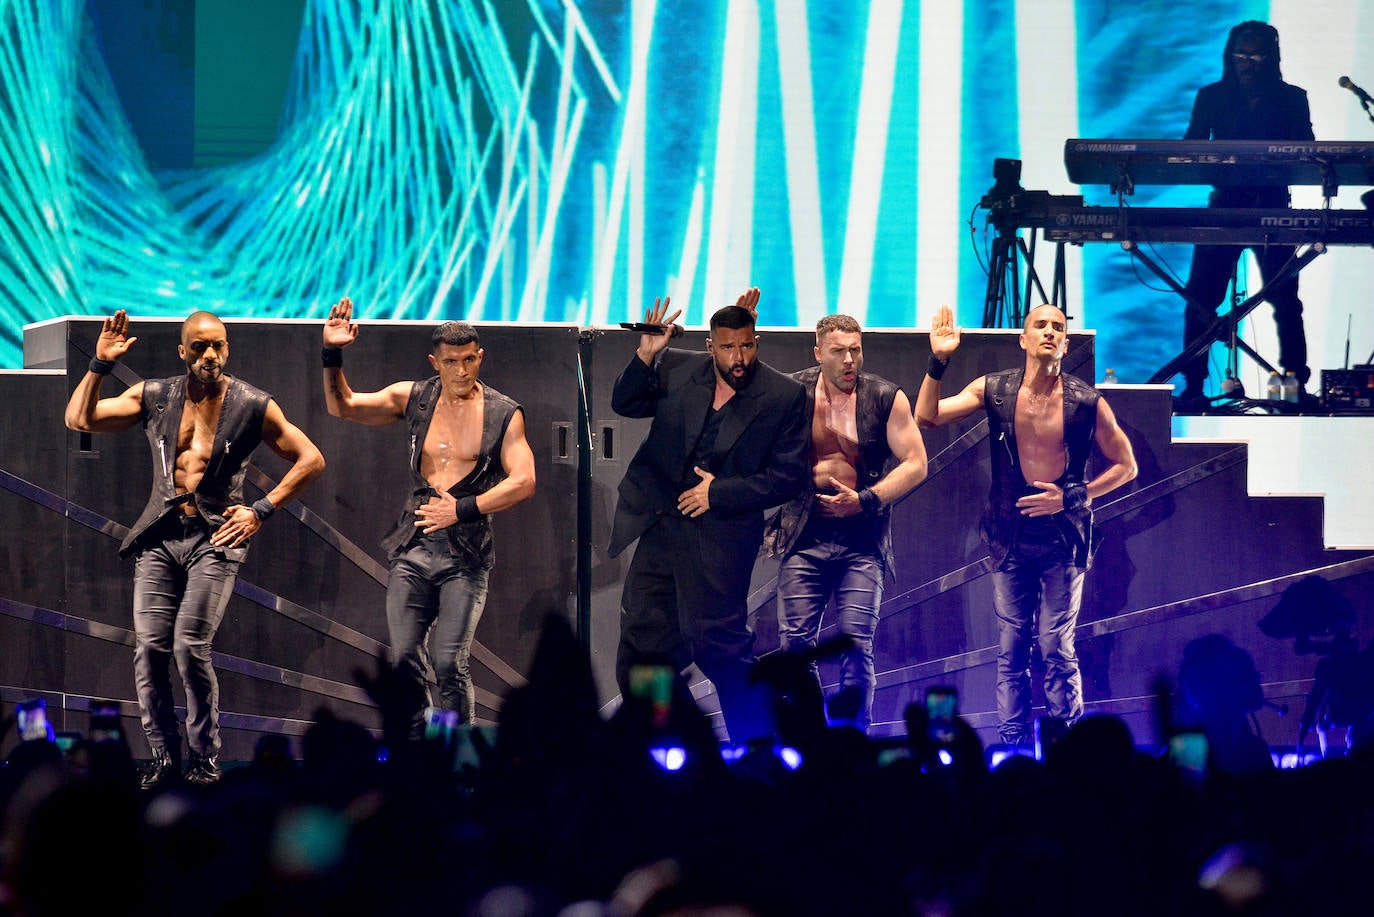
[1282,371,1300,403]
[1220,370,1240,397]
[1102,367,1119,385]
[1266,371,1283,400]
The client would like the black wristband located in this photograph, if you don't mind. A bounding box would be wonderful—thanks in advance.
[89,357,116,376]
[251,498,276,521]
[1062,483,1089,513]
[321,347,343,368]
[454,495,482,523]
[857,488,882,515]
[927,354,949,380]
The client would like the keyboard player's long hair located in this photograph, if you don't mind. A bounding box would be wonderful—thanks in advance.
[1223,20,1283,85]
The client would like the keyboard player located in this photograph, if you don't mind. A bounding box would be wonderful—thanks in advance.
[1177,20,1314,411]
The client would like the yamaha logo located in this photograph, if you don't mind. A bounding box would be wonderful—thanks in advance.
[1073,142,1138,153]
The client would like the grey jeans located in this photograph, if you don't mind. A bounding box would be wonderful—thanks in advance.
[990,516,1086,745]
[386,530,491,733]
[776,516,884,731]
[132,514,239,758]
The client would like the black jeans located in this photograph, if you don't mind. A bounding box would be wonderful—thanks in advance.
[989,516,1085,746]
[132,514,239,758]
[386,530,490,733]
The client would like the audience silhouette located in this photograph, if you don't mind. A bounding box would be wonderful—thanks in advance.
[1,620,1370,916]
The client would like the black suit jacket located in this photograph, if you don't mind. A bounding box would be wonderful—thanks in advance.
[608,349,809,558]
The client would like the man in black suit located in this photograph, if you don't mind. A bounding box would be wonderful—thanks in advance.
[1177,20,1314,409]
[609,290,809,742]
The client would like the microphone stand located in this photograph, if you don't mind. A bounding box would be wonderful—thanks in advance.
[1349,81,1374,125]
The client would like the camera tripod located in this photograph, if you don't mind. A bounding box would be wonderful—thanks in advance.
[979,157,1071,329]
[982,211,1069,329]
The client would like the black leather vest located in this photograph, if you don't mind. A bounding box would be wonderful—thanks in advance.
[380,377,522,570]
[980,368,1098,568]
[763,366,900,575]
[120,375,270,559]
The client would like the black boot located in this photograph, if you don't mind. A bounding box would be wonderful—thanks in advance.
[185,751,221,786]
[140,747,180,791]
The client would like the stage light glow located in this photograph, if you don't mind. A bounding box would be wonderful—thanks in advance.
[649,744,688,772]
[989,746,1035,769]
[1277,751,1322,769]
[720,744,747,762]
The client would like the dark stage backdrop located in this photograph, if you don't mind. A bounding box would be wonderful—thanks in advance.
[6,318,579,761]
[3,318,1373,760]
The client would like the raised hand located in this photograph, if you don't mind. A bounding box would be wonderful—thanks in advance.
[930,304,961,359]
[734,287,761,321]
[96,310,138,362]
[324,297,360,349]
[636,296,683,364]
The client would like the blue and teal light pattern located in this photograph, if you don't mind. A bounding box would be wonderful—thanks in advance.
[1,1,1369,387]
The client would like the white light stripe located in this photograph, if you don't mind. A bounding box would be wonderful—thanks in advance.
[838,0,903,325]
[626,29,645,325]
[673,172,708,321]
[591,160,607,321]
[916,2,963,325]
[520,99,586,320]
[1014,0,1079,325]
[527,113,540,318]
[774,0,828,319]
[521,0,587,105]
[428,129,502,320]
[469,177,528,318]
[729,15,759,305]
[558,0,622,103]
[703,0,760,317]
[468,37,538,318]
[552,17,576,191]
[590,0,656,324]
[1273,0,1374,381]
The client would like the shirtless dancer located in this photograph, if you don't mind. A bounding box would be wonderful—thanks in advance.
[765,314,928,731]
[66,310,324,787]
[322,299,535,734]
[916,304,1136,746]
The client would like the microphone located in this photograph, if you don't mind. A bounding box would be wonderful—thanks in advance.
[619,322,683,337]
[1339,75,1374,104]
